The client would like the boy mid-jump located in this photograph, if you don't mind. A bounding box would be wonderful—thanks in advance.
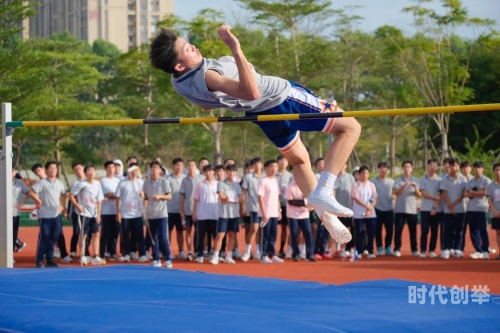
[149,25,361,243]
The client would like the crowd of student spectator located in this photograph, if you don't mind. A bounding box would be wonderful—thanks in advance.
[11,154,500,268]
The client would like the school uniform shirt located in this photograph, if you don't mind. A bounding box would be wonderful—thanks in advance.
[179,174,205,216]
[276,170,293,207]
[115,178,144,219]
[334,172,356,209]
[370,177,394,211]
[71,180,104,218]
[486,181,500,212]
[393,176,420,214]
[217,180,243,219]
[242,173,264,213]
[13,179,30,217]
[193,180,219,220]
[439,174,468,214]
[167,174,185,214]
[351,181,378,219]
[466,176,492,213]
[143,177,171,219]
[100,176,121,215]
[31,178,66,219]
[419,174,442,212]
[258,177,280,218]
[285,181,309,219]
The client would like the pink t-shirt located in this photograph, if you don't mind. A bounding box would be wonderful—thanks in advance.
[286,181,309,219]
[193,180,219,220]
[351,181,378,219]
[258,176,281,218]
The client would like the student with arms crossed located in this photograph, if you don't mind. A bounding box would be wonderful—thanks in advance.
[149,25,358,244]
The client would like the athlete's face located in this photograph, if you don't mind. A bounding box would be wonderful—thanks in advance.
[174,38,203,73]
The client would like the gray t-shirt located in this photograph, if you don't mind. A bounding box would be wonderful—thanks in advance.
[419,174,442,212]
[70,178,85,215]
[276,171,293,206]
[217,180,243,219]
[167,174,185,214]
[71,180,104,218]
[486,181,500,212]
[100,176,120,215]
[242,173,264,213]
[393,176,420,214]
[439,174,467,214]
[466,176,491,212]
[13,179,30,217]
[179,174,204,215]
[171,57,291,113]
[144,177,171,219]
[370,177,394,211]
[31,178,66,219]
[334,173,356,209]
[115,178,144,219]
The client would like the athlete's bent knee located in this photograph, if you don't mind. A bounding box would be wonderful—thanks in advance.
[331,118,361,141]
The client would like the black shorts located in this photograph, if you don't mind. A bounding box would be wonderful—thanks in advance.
[492,218,500,230]
[339,216,353,228]
[185,215,194,229]
[243,215,251,224]
[168,213,184,231]
[83,217,100,234]
[278,206,288,226]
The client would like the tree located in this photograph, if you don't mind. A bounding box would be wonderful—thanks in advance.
[0,0,36,47]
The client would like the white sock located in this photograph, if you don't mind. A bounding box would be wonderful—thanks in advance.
[299,244,305,252]
[313,171,337,196]
[214,251,219,258]
[255,245,260,253]
[245,244,252,254]
[226,251,233,259]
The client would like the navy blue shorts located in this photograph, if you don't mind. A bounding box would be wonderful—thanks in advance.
[248,81,339,153]
[492,218,500,230]
[83,217,100,234]
[168,213,184,231]
[250,211,261,224]
[184,215,193,229]
[217,218,240,233]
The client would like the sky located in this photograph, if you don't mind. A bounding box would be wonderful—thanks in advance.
[173,0,500,38]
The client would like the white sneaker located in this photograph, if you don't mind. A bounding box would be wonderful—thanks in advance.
[454,250,464,258]
[285,246,293,259]
[150,260,161,267]
[129,252,139,260]
[218,256,225,263]
[394,250,402,257]
[165,260,173,268]
[138,255,149,262]
[124,255,131,262]
[272,256,284,263]
[233,248,242,259]
[194,256,204,263]
[91,256,104,265]
[53,247,61,258]
[241,253,251,262]
[145,252,153,260]
[85,256,93,263]
[70,252,77,258]
[411,251,421,257]
[429,251,438,258]
[450,249,456,256]
[419,252,427,258]
[362,250,369,256]
[441,250,450,259]
[300,251,306,260]
[80,256,89,265]
[61,256,73,263]
[225,256,236,264]
[367,254,376,259]
[316,209,352,244]
[308,193,353,217]
[253,252,261,260]
[209,255,219,265]
[179,251,188,260]
[470,252,482,259]
[483,252,490,260]
[260,256,272,264]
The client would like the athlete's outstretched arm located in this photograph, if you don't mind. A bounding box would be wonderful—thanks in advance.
[205,25,260,101]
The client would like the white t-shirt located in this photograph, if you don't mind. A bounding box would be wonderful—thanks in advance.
[351,181,378,219]
[71,180,104,218]
[115,178,144,219]
[100,176,121,215]
[193,180,219,220]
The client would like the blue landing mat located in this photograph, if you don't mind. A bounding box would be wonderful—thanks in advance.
[0,266,498,332]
